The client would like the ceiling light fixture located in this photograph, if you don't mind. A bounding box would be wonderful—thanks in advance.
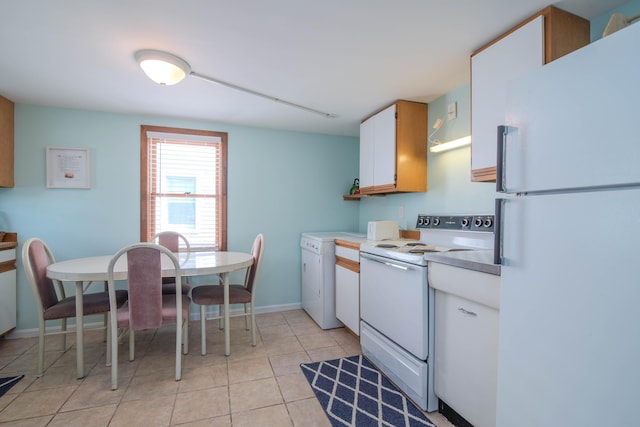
[429,135,471,153]
[134,49,338,119]
[135,50,190,86]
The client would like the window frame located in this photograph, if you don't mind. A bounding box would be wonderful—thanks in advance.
[140,125,228,250]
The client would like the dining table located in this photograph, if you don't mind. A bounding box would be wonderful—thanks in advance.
[46,249,254,378]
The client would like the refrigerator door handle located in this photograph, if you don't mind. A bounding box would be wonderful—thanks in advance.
[496,125,515,193]
[494,198,505,265]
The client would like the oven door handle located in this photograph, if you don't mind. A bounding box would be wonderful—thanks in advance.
[361,253,411,271]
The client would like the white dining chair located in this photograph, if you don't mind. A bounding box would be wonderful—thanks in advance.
[107,242,189,390]
[190,234,264,355]
[150,231,192,295]
[22,237,128,377]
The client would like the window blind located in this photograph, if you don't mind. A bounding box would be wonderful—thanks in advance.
[145,130,225,250]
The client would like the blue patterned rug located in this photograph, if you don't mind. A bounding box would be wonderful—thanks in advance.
[0,375,24,398]
[301,355,435,427]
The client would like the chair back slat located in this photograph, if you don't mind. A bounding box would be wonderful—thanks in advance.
[28,240,59,309]
[158,233,179,253]
[245,234,264,294]
[127,247,163,329]
[152,231,191,287]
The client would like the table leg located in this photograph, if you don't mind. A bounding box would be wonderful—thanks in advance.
[75,280,85,378]
[223,273,230,356]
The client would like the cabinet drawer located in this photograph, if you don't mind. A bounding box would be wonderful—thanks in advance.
[335,245,359,263]
[429,262,500,310]
[0,248,16,263]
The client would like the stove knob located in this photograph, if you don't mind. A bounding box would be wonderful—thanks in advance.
[424,217,431,226]
[461,218,470,227]
[474,217,483,227]
[483,217,493,228]
[432,217,440,227]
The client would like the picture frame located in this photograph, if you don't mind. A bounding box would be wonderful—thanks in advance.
[46,147,91,189]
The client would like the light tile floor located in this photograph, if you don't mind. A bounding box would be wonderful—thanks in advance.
[0,309,453,426]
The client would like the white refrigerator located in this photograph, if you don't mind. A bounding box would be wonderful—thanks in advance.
[495,23,640,427]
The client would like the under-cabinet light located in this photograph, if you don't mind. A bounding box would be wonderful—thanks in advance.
[429,136,471,153]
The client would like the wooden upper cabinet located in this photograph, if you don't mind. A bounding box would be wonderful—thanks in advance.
[359,100,427,194]
[0,95,14,188]
[470,6,589,182]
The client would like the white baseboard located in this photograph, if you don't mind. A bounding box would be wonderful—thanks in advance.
[3,302,303,340]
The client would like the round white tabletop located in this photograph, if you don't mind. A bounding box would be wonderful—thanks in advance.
[47,250,254,282]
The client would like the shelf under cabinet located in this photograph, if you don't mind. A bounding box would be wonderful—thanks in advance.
[342,194,385,201]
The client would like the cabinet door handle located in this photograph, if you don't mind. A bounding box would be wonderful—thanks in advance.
[494,198,504,265]
[458,307,477,316]
[361,253,413,271]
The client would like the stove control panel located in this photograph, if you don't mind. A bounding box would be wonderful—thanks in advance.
[416,215,494,232]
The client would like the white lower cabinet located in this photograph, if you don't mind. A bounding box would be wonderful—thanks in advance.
[0,247,17,336]
[334,241,360,336]
[430,262,500,427]
[335,263,359,335]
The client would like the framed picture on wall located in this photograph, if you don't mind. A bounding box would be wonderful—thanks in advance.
[46,147,91,189]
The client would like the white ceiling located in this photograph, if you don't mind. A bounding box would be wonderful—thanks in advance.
[0,0,625,137]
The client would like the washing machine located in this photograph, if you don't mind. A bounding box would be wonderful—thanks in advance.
[300,231,363,329]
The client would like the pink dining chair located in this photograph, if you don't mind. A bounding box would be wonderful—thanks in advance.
[191,233,264,355]
[22,237,128,377]
[107,242,190,390]
[150,231,192,295]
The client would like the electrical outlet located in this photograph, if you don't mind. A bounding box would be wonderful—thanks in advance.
[447,102,457,120]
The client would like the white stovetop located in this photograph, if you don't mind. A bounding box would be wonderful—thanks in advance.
[360,238,419,248]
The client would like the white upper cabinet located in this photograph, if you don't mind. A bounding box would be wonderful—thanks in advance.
[470,6,589,182]
[471,17,544,181]
[372,105,397,189]
[359,100,427,194]
[358,111,376,189]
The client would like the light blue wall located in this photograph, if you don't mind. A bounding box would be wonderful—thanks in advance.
[358,83,496,232]
[1,105,359,331]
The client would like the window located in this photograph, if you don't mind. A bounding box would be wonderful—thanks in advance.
[141,125,227,250]
[166,176,196,227]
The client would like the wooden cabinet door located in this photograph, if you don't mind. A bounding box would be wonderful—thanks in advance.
[0,96,14,188]
[396,100,427,192]
[471,16,544,182]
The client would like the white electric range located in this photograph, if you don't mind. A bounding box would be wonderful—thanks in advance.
[359,214,495,412]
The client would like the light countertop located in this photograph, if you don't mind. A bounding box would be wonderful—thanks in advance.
[333,235,501,275]
[424,250,501,276]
